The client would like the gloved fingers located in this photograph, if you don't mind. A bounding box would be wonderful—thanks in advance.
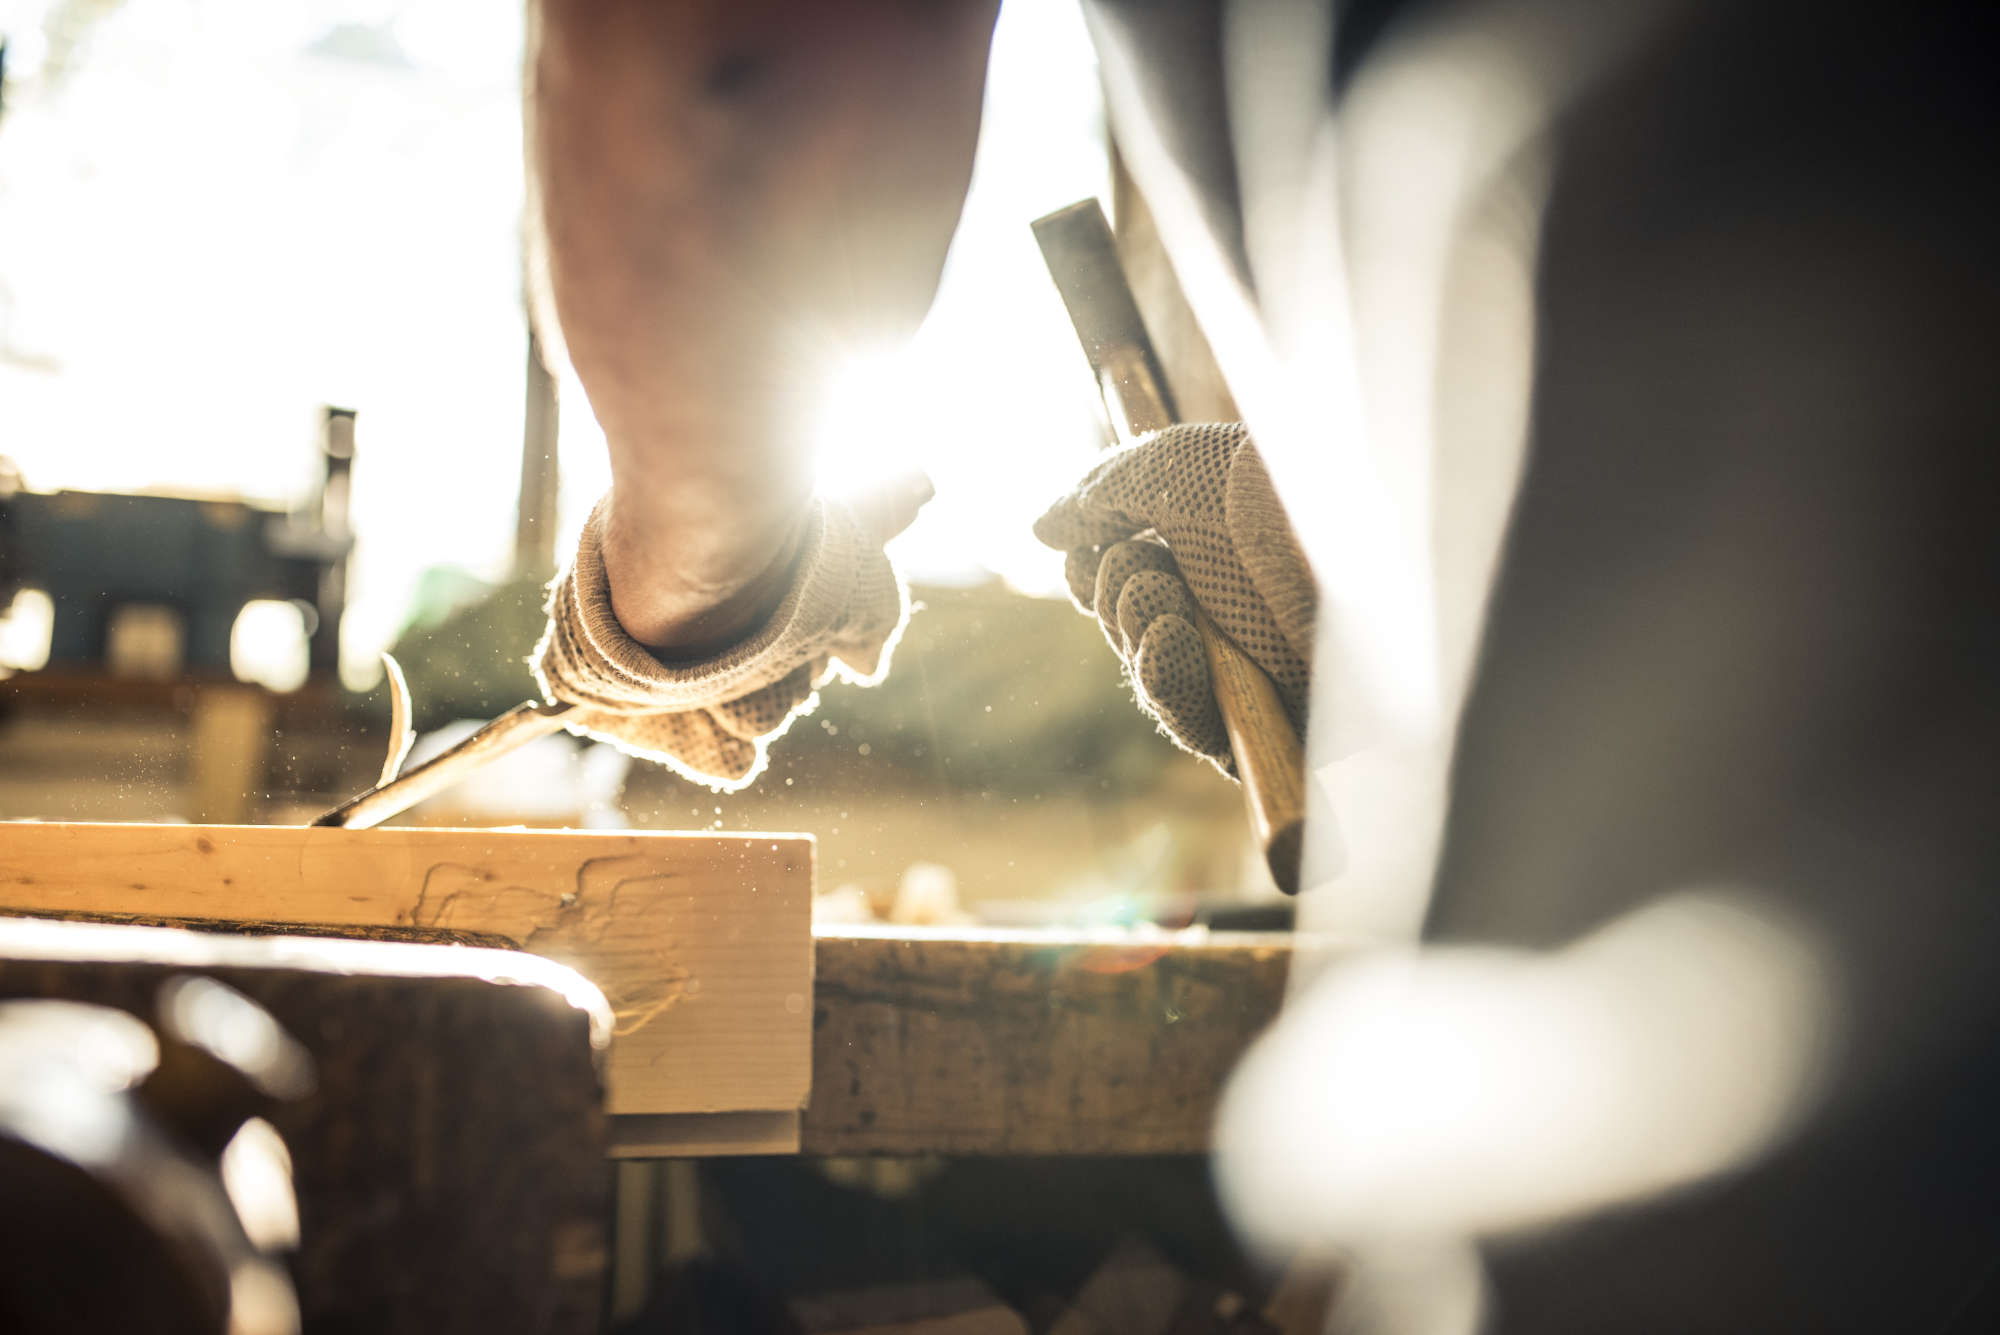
[568,704,762,783]
[707,663,817,740]
[1223,445,1317,665]
[1034,493,1146,553]
[821,544,908,683]
[1038,422,1259,554]
[1132,612,1232,770]
[1092,538,1181,642]
[1032,442,1163,551]
[1064,546,1106,612]
[684,717,762,781]
[1111,567,1198,661]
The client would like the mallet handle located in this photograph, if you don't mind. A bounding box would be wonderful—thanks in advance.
[1033,199,1307,893]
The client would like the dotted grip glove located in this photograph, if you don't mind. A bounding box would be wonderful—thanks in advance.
[1033,423,1315,774]
[533,492,911,791]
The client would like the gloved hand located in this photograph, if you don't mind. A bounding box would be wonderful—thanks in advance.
[534,478,927,790]
[1034,423,1314,773]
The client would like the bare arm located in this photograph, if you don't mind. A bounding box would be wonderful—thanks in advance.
[527,0,999,656]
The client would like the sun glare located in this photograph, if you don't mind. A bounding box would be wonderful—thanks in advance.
[1,0,1107,663]
[230,599,312,693]
[809,347,932,507]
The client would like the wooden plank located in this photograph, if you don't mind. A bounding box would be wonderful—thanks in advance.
[610,1110,802,1158]
[801,927,1292,1156]
[0,821,813,1117]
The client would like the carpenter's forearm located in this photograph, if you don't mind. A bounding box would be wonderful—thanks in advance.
[527,0,997,654]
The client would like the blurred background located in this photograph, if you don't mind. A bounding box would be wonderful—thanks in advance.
[0,0,1275,923]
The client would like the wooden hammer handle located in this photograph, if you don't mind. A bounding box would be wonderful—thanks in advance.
[1033,199,1308,892]
[1195,608,1307,891]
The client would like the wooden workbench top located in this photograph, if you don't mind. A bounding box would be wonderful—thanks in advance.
[802,926,1290,1156]
[611,925,1295,1159]
[0,820,1292,1158]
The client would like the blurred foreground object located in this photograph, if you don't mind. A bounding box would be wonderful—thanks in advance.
[0,980,308,1335]
[1219,892,1834,1242]
[1184,0,2000,1326]
[0,916,612,1334]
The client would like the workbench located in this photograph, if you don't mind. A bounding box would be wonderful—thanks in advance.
[804,926,1287,1156]
[606,925,1289,1158]
[1,823,1291,1159]
[1,831,1293,1335]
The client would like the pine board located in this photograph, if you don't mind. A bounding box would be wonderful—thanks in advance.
[0,821,813,1118]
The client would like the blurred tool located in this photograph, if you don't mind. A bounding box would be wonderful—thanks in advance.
[0,915,614,1332]
[1033,199,1307,893]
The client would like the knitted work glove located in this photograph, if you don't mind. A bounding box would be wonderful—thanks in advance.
[1033,423,1314,773]
[533,493,910,790]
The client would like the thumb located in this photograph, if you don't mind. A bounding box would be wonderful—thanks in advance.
[1033,487,1145,552]
[1034,438,1157,551]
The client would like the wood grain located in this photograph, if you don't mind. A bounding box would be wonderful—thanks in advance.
[1195,609,1307,893]
[0,821,813,1118]
[802,927,1292,1156]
